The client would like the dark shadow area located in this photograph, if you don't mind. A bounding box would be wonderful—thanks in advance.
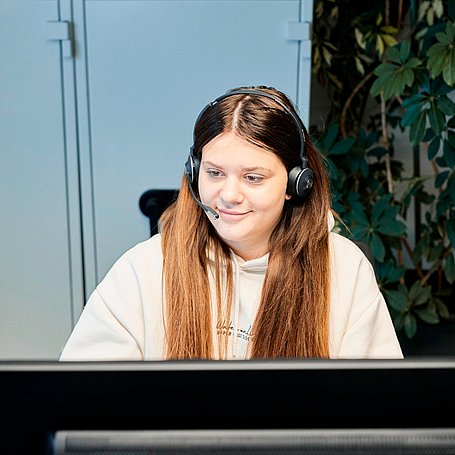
[399,316,455,357]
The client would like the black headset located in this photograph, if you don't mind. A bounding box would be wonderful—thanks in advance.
[184,88,314,201]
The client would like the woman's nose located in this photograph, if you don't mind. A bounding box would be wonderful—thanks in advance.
[219,176,244,205]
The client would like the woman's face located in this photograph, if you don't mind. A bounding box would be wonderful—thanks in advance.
[198,131,290,260]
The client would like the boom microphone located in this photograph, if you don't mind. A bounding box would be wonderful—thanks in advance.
[185,173,219,220]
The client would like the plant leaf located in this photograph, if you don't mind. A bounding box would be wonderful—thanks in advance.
[402,67,415,87]
[323,123,339,151]
[376,220,407,236]
[371,195,392,226]
[445,253,455,284]
[329,137,356,155]
[434,0,444,19]
[428,137,441,159]
[428,243,445,262]
[435,170,449,188]
[355,28,366,49]
[428,102,445,135]
[437,96,455,116]
[370,78,384,98]
[382,25,398,34]
[423,128,436,142]
[427,22,455,85]
[376,35,385,56]
[406,57,421,69]
[355,56,365,75]
[392,311,405,331]
[382,34,397,47]
[385,45,401,63]
[446,21,455,42]
[450,175,455,202]
[377,260,405,283]
[449,131,455,149]
[402,93,427,108]
[409,280,423,301]
[446,219,455,249]
[371,233,386,261]
[427,43,448,78]
[400,40,411,61]
[409,111,427,144]
[404,312,417,338]
[443,50,455,85]
[373,62,398,77]
[415,307,440,324]
[401,104,422,127]
[384,289,408,311]
[443,140,455,168]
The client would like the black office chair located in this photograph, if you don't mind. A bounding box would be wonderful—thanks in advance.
[138,189,375,268]
[139,189,178,236]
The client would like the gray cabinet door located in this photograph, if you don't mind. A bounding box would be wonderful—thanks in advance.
[75,0,313,290]
[0,1,83,358]
[0,0,313,357]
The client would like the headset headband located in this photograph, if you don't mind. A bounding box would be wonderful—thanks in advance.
[186,88,314,200]
[193,89,308,165]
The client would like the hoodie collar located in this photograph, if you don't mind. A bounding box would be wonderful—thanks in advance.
[230,252,269,273]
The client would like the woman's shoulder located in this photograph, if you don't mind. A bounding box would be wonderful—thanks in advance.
[122,233,163,262]
[101,234,163,284]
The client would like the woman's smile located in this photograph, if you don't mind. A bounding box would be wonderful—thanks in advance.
[218,208,252,221]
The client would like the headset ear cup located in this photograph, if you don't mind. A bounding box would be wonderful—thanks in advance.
[184,154,200,189]
[286,166,300,196]
[287,166,314,199]
[184,155,193,181]
[297,167,314,199]
[192,156,201,188]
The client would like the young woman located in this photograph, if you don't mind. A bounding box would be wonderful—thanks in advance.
[60,86,403,360]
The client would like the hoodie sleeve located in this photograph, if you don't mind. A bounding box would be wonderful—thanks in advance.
[59,255,145,361]
[329,233,403,359]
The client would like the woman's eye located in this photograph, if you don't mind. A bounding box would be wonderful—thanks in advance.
[245,175,263,183]
[207,169,222,178]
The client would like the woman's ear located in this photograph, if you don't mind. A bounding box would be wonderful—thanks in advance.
[285,194,292,200]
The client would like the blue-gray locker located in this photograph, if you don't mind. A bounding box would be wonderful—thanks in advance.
[0,0,313,358]
[0,1,83,358]
[76,0,314,289]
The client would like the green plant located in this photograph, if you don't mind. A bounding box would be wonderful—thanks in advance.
[312,0,455,338]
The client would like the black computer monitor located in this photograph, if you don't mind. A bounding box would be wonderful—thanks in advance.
[1,359,455,454]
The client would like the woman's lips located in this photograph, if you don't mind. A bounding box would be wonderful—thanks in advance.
[218,209,250,221]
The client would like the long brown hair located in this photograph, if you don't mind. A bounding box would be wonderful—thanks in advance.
[160,86,331,359]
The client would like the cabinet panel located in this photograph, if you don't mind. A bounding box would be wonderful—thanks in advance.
[0,1,76,358]
[79,0,304,283]
[0,0,313,353]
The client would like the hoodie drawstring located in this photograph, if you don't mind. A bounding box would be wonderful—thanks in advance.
[231,254,240,358]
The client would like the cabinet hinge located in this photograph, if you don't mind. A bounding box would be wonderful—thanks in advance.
[285,21,312,58]
[45,21,73,58]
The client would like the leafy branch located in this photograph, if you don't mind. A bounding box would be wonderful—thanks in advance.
[313,0,455,339]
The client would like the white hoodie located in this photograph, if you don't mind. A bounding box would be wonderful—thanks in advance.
[60,220,403,360]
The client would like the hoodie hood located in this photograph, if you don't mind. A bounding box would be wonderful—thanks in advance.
[328,210,335,231]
